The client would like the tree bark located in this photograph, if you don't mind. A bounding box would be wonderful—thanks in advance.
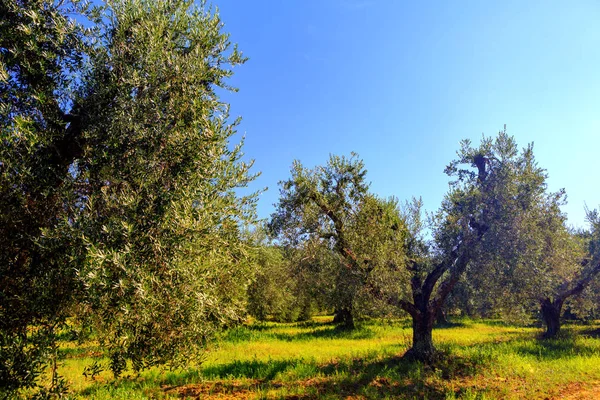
[435,306,448,326]
[401,271,438,362]
[540,298,564,338]
[540,261,600,338]
[333,307,355,329]
[405,309,436,362]
[400,250,472,362]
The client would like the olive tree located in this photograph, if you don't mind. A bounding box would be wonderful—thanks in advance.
[270,154,409,328]
[246,229,320,322]
[74,0,258,375]
[1,0,258,394]
[0,0,98,395]
[536,208,600,337]
[446,140,600,337]
[389,130,558,361]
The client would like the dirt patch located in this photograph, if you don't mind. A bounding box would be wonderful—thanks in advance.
[550,381,600,400]
[163,377,600,399]
[163,379,263,399]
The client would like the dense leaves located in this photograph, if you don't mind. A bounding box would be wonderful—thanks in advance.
[1,0,257,395]
[442,133,600,336]
[0,0,97,395]
[74,0,257,375]
[1,1,599,397]
[270,154,409,328]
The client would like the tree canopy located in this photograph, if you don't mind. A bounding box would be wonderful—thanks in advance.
[270,154,409,328]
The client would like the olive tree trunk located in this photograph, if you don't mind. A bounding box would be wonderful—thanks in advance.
[405,308,436,361]
[540,298,564,338]
[435,307,448,326]
[333,306,355,329]
[540,261,600,339]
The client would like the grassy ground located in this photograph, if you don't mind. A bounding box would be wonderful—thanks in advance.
[53,317,600,399]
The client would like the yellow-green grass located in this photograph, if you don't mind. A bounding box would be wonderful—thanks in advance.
[51,317,600,399]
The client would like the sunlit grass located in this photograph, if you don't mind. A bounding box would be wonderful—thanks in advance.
[53,317,600,399]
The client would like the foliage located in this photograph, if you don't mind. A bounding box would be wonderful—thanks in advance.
[2,0,599,395]
[0,0,99,396]
[73,0,258,376]
[246,234,317,322]
[438,132,577,321]
[384,129,574,359]
[444,134,600,335]
[350,195,411,318]
[270,154,409,327]
[567,208,600,319]
[1,0,257,394]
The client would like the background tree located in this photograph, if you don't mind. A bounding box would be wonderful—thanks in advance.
[270,154,409,329]
[536,208,600,337]
[246,228,321,322]
[568,221,600,321]
[450,145,600,337]
[247,242,294,322]
[269,154,368,328]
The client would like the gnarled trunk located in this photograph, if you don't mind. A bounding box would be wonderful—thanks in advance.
[403,279,438,363]
[541,298,564,338]
[397,243,473,363]
[435,306,448,326]
[539,261,600,339]
[333,307,354,329]
[405,311,435,361]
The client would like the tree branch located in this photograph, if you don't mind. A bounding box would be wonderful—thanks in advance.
[431,249,471,313]
[557,261,600,302]
[399,300,419,318]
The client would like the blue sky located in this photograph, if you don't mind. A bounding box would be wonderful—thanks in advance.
[215,0,600,229]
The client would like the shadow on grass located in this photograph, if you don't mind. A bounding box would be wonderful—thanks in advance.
[158,350,489,399]
[306,352,484,400]
[294,319,336,328]
[271,325,376,342]
[78,335,498,399]
[580,327,600,338]
[221,324,275,343]
[202,359,300,380]
[512,331,600,360]
[434,320,468,329]
[222,322,377,344]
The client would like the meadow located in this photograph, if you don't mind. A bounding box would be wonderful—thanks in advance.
[51,317,600,399]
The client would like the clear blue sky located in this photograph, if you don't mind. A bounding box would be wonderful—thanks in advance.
[215,0,600,229]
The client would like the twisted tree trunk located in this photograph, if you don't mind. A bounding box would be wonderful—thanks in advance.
[541,261,600,339]
[540,298,564,338]
[333,306,355,329]
[399,249,472,362]
[403,302,436,361]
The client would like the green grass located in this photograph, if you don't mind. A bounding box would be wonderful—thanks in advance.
[53,317,600,399]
